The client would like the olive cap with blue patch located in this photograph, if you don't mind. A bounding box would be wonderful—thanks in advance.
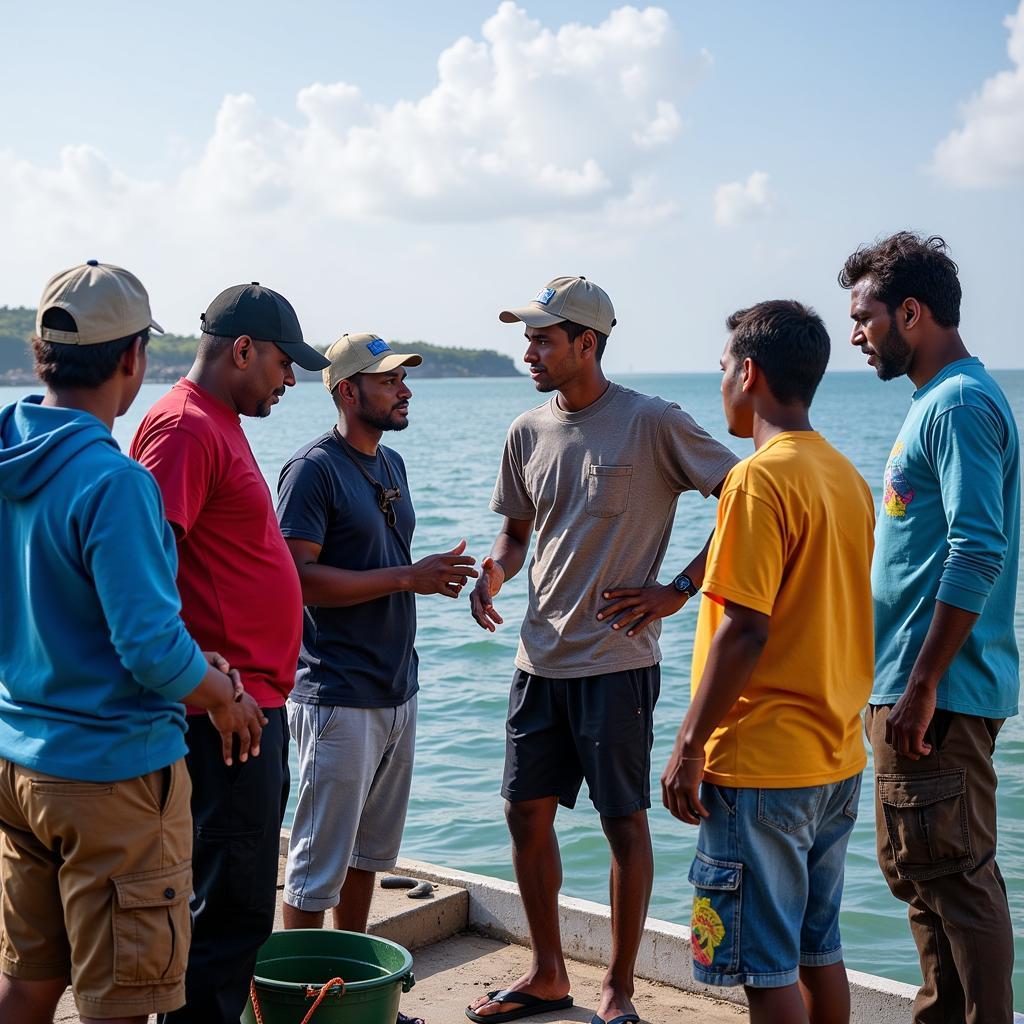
[322,333,422,393]
[499,275,616,336]
[200,282,328,371]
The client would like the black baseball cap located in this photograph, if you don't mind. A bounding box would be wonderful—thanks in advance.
[200,283,329,371]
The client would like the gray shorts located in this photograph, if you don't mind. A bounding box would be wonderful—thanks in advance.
[284,695,417,912]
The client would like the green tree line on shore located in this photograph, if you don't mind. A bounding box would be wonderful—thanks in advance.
[0,306,520,382]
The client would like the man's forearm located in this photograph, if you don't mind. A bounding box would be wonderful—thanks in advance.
[679,611,767,753]
[907,599,980,692]
[680,530,714,589]
[296,563,410,608]
[491,531,529,581]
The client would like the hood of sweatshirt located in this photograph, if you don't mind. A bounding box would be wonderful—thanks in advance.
[0,397,117,501]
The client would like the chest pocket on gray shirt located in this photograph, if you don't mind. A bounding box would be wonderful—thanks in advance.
[586,464,633,518]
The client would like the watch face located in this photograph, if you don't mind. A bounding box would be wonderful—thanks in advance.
[674,573,693,594]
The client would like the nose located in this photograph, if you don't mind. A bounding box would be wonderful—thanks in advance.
[399,381,412,400]
[285,365,296,387]
[523,345,539,365]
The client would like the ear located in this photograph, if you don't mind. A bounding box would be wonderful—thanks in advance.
[901,298,922,332]
[577,328,597,361]
[120,335,145,378]
[337,379,360,408]
[232,335,254,369]
[740,356,758,393]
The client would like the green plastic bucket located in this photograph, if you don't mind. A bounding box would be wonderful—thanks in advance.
[241,929,415,1024]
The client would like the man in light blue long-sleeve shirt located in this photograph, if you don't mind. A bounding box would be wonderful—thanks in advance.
[0,262,264,1024]
[841,232,1019,1024]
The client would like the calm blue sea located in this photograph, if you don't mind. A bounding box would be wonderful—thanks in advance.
[3,370,1022,1002]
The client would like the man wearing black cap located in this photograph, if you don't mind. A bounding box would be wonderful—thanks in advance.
[131,284,330,1024]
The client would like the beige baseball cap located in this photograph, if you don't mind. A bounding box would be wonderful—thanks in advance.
[499,276,616,336]
[322,334,423,393]
[36,260,163,345]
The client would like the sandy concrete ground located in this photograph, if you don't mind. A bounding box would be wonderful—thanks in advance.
[403,932,747,1024]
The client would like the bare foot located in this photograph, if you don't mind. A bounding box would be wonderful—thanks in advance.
[467,967,570,1018]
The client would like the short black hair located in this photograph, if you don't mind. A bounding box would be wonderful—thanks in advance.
[32,308,149,389]
[561,320,608,362]
[726,300,830,406]
[838,231,961,328]
[196,332,236,359]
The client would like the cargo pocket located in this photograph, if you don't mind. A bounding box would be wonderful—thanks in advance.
[688,851,741,975]
[876,769,973,881]
[195,825,267,912]
[586,465,632,518]
[112,861,191,985]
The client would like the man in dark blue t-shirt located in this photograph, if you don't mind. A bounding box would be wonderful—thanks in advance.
[277,333,477,950]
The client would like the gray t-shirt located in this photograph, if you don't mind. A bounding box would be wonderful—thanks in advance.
[491,382,737,678]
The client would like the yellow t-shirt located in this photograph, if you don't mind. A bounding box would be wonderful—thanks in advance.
[692,431,875,787]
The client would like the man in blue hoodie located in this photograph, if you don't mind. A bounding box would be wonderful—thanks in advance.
[0,262,265,1024]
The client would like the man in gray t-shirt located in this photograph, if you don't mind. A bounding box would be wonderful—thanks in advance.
[467,277,736,1024]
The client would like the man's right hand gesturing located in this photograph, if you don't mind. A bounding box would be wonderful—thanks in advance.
[407,538,479,598]
[470,556,506,631]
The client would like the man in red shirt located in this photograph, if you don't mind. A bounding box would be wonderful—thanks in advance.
[132,283,329,1024]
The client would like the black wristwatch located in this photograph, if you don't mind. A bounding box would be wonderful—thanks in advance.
[671,571,699,598]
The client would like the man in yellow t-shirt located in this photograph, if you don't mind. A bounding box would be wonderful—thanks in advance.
[662,300,874,1024]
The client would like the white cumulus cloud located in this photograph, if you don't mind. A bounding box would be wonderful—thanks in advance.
[0,3,701,239]
[712,170,775,227]
[932,2,1024,187]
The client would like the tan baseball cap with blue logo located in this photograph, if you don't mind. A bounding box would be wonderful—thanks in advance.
[499,275,616,335]
[322,333,423,393]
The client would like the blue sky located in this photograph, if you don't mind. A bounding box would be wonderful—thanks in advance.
[1,1,1022,372]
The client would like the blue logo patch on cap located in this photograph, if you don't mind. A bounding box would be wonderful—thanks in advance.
[534,287,556,305]
[367,338,391,356]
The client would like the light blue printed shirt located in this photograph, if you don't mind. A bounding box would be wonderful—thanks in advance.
[872,358,1020,717]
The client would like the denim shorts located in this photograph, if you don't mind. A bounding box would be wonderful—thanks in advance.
[688,773,861,988]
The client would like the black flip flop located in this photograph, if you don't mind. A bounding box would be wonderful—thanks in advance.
[590,1015,640,1024]
[465,988,574,1022]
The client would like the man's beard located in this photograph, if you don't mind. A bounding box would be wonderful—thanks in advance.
[874,320,913,381]
[360,404,409,431]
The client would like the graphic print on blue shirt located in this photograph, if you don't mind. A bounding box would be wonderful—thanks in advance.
[882,441,915,518]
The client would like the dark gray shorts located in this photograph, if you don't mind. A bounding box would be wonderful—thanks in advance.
[501,665,660,818]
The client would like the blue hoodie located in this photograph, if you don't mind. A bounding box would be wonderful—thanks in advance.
[0,397,207,781]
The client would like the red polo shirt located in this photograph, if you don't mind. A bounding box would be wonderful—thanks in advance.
[131,378,302,710]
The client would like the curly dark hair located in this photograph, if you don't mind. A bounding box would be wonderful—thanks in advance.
[726,300,830,406]
[838,232,961,328]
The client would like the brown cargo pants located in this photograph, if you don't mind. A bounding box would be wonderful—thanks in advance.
[866,704,1014,1024]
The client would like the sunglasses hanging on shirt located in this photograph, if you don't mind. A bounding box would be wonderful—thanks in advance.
[332,427,403,529]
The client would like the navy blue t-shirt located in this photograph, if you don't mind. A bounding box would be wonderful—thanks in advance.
[276,431,418,708]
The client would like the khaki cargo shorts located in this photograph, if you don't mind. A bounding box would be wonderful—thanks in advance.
[0,757,193,1017]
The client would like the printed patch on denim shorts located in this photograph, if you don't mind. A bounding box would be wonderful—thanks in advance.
[691,896,726,966]
[688,851,741,973]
